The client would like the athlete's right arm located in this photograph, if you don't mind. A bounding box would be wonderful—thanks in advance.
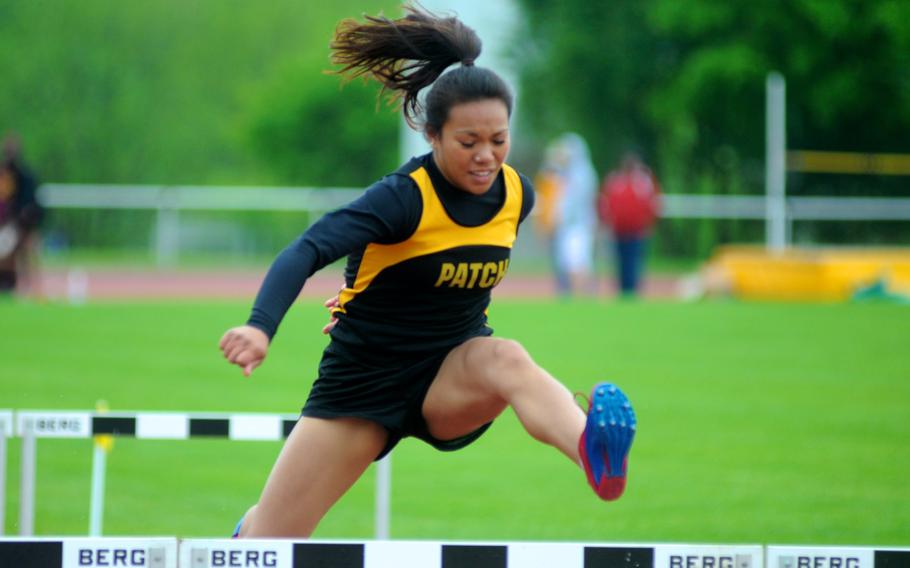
[221,176,421,374]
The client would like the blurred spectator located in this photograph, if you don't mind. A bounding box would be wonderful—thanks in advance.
[535,133,598,297]
[1,132,45,296]
[533,145,568,293]
[598,152,661,297]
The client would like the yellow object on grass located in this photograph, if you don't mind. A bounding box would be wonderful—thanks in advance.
[94,399,114,452]
[707,245,910,301]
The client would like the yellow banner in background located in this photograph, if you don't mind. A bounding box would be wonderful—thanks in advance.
[705,245,910,301]
[788,150,910,175]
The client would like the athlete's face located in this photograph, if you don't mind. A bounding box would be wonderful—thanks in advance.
[430,98,510,195]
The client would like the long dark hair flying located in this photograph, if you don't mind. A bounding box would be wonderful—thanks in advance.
[330,3,513,134]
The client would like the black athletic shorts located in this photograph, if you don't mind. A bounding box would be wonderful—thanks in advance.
[301,337,493,460]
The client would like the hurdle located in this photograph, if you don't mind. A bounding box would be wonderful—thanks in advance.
[1,538,908,568]
[766,546,910,568]
[7,410,392,538]
[0,410,11,536]
[0,537,177,568]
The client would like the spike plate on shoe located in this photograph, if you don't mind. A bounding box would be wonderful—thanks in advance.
[579,382,636,501]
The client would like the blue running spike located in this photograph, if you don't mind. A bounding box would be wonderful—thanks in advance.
[579,382,637,501]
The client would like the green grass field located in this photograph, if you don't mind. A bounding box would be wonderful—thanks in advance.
[1,297,908,545]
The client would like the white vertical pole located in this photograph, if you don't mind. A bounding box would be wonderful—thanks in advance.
[89,400,111,536]
[19,417,36,536]
[766,72,787,252]
[155,187,180,267]
[88,444,107,536]
[0,418,6,536]
[374,455,391,539]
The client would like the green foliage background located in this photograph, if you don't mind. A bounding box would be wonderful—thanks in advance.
[0,0,399,187]
[516,0,910,180]
[2,0,909,258]
[514,0,910,254]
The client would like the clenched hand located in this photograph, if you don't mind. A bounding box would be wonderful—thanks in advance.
[219,325,269,377]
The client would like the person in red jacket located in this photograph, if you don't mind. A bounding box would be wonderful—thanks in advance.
[598,152,661,296]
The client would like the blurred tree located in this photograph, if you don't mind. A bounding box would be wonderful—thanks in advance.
[515,0,910,254]
[244,63,398,187]
[0,0,398,186]
[513,1,660,168]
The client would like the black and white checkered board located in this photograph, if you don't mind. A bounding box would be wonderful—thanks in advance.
[13,411,299,440]
[1,539,908,568]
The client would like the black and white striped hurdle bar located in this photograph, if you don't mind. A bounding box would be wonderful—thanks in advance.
[767,547,910,568]
[182,541,764,568]
[0,538,175,568]
[0,539,908,568]
[12,411,301,440]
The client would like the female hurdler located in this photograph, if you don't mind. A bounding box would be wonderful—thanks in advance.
[219,4,636,538]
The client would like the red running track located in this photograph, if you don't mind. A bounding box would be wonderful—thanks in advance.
[35,268,680,301]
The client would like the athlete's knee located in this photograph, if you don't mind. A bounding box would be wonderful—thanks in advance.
[466,338,537,389]
[491,338,534,370]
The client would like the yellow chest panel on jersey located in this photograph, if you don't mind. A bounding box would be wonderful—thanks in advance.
[336,164,523,310]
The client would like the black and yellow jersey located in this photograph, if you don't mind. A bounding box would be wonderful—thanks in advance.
[247,153,535,356]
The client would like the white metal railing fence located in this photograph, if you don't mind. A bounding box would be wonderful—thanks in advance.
[27,72,910,267]
[660,194,910,223]
[38,184,366,266]
[37,184,910,267]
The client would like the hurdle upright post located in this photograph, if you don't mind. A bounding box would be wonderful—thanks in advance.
[375,453,391,539]
[88,441,108,536]
[0,412,8,535]
[89,401,113,536]
[19,415,36,536]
